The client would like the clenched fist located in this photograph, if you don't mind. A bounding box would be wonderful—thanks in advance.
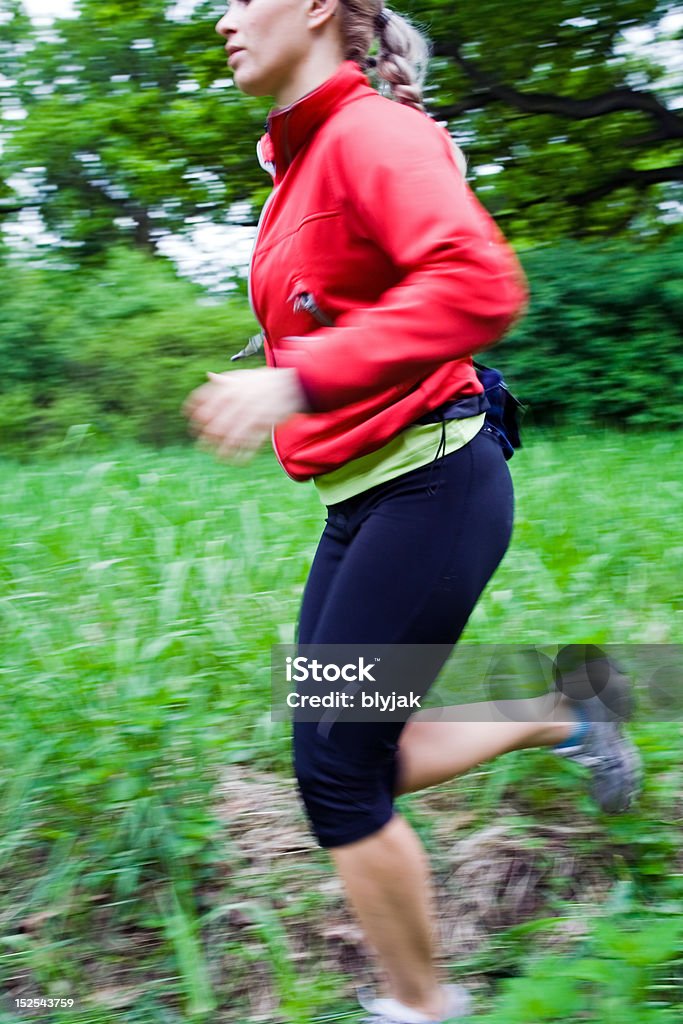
[183,366,309,463]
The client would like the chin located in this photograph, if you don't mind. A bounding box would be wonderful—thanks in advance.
[233,68,272,99]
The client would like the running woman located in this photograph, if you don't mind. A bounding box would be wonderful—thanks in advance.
[185,2,641,1019]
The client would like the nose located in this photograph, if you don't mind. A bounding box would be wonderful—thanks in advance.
[216,5,236,38]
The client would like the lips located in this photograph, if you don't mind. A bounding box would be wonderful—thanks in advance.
[227,47,245,65]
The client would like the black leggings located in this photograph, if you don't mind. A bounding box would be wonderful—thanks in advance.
[293,430,514,848]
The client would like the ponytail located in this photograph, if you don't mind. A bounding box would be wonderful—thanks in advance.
[338,2,467,175]
[372,7,429,113]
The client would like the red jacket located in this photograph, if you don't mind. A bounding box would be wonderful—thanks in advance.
[249,61,527,481]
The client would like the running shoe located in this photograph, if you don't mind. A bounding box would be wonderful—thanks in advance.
[552,648,642,814]
[357,984,471,1023]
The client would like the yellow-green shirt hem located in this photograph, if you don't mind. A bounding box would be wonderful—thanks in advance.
[313,413,486,506]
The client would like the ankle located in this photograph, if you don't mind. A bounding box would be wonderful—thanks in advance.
[535,695,580,748]
[393,984,448,1019]
[537,719,575,748]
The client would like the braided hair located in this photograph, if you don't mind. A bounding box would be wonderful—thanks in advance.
[337,2,466,173]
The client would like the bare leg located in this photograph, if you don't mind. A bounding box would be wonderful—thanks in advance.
[330,701,575,1017]
[396,693,576,794]
[331,816,443,1015]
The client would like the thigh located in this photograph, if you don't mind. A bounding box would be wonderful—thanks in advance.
[307,432,513,647]
[297,514,349,646]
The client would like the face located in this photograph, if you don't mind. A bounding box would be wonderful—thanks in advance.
[216,0,319,101]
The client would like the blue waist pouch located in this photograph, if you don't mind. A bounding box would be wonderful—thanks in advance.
[415,362,525,461]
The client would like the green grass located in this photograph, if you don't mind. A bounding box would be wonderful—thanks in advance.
[0,431,681,1022]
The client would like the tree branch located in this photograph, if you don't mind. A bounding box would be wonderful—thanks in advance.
[434,40,683,139]
[567,164,683,206]
[0,201,26,216]
[516,164,683,210]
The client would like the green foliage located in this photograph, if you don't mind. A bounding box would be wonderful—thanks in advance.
[498,236,683,427]
[1,0,270,256]
[1,438,682,1020]
[409,0,683,239]
[1,237,681,456]
[1,0,681,253]
[477,906,683,1022]
[0,247,258,452]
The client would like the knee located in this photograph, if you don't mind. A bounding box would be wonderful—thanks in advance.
[292,736,340,825]
[293,732,396,850]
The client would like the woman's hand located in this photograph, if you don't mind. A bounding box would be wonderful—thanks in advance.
[183,366,308,463]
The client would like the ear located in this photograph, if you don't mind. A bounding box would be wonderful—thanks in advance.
[307,0,340,30]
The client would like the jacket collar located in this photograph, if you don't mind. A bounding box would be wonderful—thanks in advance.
[257,61,370,183]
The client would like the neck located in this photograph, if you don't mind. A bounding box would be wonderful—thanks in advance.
[274,47,345,108]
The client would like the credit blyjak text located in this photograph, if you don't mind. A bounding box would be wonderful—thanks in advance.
[285,657,423,712]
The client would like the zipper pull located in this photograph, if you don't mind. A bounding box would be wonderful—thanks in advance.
[231,332,265,361]
[292,291,334,327]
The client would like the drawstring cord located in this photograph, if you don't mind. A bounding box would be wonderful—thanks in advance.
[426,417,447,495]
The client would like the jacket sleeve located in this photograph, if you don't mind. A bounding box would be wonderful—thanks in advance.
[275,104,528,413]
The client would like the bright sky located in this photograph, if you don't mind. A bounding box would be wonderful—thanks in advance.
[21,0,683,33]
[21,0,201,17]
[22,0,75,18]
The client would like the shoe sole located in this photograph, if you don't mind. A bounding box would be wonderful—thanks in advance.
[593,730,643,814]
[552,648,643,813]
[357,983,471,1023]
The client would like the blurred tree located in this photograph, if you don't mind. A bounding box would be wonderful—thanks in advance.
[0,245,258,450]
[2,237,681,451]
[0,0,681,256]
[0,0,271,257]
[416,0,683,239]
